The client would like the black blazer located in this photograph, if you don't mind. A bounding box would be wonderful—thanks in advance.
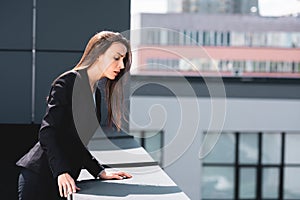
[16,69,104,179]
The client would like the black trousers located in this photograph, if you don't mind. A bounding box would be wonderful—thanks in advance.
[18,167,65,200]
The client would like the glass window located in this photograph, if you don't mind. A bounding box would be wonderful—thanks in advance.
[202,166,234,199]
[213,31,218,46]
[179,29,185,45]
[220,32,224,46]
[239,133,258,164]
[143,29,160,45]
[285,134,300,164]
[203,31,209,46]
[160,29,168,45]
[144,131,163,165]
[227,32,230,46]
[258,61,266,72]
[252,32,265,47]
[185,30,192,45]
[202,131,300,200]
[291,32,300,47]
[203,132,235,164]
[245,32,253,46]
[215,31,222,46]
[210,31,215,46]
[191,30,198,45]
[168,30,180,45]
[245,60,253,72]
[239,167,256,199]
[262,133,281,164]
[284,167,300,199]
[231,32,245,46]
[262,168,279,198]
[197,30,203,45]
[133,130,163,166]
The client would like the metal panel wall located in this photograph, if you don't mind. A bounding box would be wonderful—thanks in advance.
[0,0,131,124]
[0,0,33,123]
[1,1,131,199]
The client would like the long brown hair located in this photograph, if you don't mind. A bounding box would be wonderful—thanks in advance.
[74,31,132,131]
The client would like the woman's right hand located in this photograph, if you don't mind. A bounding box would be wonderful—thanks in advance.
[57,172,80,197]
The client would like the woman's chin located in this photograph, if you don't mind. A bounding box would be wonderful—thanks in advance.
[107,76,116,80]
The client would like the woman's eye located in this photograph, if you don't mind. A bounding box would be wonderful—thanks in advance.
[114,57,120,61]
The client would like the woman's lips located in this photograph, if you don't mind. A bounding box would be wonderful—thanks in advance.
[113,71,119,76]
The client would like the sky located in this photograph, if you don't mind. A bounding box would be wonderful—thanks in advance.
[259,0,300,16]
[131,0,300,17]
[131,0,168,14]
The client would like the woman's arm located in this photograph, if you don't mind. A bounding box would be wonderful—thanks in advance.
[39,72,105,178]
[39,76,73,178]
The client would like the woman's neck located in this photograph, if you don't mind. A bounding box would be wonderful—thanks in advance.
[87,64,105,92]
[87,69,97,93]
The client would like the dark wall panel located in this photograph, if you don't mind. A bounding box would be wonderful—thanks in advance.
[35,51,82,123]
[0,52,32,123]
[0,0,32,49]
[0,1,131,199]
[36,0,131,51]
[0,0,131,124]
[34,0,131,123]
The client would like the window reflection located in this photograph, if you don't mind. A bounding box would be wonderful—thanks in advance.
[239,167,256,199]
[285,134,300,164]
[132,130,164,166]
[262,133,281,164]
[239,133,258,164]
[262,168,279,198]
[144,131,163,165]
[284,167,300,199]
[203,132,235,164]
[202,166,234,199]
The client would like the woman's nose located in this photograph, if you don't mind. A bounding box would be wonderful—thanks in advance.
[119,61,125,69]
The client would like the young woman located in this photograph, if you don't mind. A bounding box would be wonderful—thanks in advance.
[16,31,132,200]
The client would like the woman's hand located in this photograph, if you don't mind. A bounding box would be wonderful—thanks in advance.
[57,173,80,198]
[99,170,132,180]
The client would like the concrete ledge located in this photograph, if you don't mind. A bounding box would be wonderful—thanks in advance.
[75,166,189,199]
[71,131,190,199]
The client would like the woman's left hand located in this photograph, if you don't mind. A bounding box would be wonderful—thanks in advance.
[99,170,132,180]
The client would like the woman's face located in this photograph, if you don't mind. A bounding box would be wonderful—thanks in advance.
[100,42,127,80]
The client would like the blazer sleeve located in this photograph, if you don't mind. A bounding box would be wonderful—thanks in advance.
[39,73,104,178]
[39,75,72,178]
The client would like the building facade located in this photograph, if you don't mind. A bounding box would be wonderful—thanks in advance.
[130,4,300,200]
[133,13,300,78]
[182,0,259,15]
